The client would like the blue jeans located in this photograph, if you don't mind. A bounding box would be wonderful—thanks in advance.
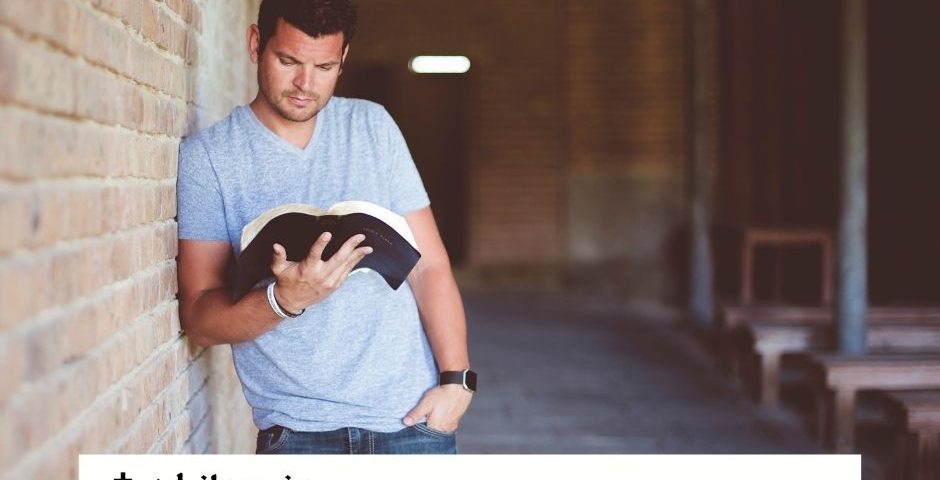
[255,424,458,454]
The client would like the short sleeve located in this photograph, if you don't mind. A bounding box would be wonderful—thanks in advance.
[381,109,431,216]
[176,136,229,241]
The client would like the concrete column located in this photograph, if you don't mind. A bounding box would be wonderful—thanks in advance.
[837,0,868,353]
[688,0,714,327]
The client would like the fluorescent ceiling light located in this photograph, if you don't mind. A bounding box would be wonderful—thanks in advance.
[409,56,471,74]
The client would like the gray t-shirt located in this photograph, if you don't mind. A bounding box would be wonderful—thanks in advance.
[176,98,435,432]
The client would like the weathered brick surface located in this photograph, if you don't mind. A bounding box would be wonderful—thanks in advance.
[0,27,189,136]
[0,0,187,100]
[0,0,260,477]
[0,109,179,181]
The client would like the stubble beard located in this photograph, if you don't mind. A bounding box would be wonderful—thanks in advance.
[265,87,321,122]
[258,68,323,123]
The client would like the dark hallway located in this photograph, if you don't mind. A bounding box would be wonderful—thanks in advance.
[456,289,820,454]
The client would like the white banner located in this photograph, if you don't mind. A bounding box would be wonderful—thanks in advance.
[80,454,860,480]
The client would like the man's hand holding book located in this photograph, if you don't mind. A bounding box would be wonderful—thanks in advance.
[268,231,373,315]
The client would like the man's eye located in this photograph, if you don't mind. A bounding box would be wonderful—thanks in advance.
[318,65,334,71]
[279,58,295,66]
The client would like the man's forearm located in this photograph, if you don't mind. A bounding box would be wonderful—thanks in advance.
[410,263,469,371]
[181,287,283,347]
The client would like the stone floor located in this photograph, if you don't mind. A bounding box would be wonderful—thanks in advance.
[455,289,825,455]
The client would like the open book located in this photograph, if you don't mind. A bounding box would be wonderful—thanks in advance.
[233,201,421,300]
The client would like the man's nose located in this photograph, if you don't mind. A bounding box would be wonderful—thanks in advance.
[293,67,315,93]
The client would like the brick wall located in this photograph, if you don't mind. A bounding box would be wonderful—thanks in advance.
[565,0,691,300]
[0,0,260,477]
[352,0,568,268]
[352,1,704,300]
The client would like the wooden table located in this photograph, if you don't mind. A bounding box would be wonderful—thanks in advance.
[748,322,940,408]
[881,390,940,480]
[804,354,940,452]
[720,305,940,330]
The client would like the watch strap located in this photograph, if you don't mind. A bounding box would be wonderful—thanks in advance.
[439,369,477,392]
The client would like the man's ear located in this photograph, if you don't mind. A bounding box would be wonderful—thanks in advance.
[339,44,350,74]
[247,24,261,64]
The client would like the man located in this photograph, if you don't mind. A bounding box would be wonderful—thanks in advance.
[176,0,474,454]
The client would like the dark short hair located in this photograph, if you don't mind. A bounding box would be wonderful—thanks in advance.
[258,0,358,53]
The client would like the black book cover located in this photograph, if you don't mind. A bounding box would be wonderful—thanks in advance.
[233,202,421,300]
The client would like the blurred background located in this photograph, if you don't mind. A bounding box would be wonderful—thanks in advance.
[1,0,939,478]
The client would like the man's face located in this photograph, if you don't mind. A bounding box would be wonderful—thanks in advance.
[254,18,348,123]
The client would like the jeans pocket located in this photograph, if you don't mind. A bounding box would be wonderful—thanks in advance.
[256,426,291,454]
[413,422,457,438]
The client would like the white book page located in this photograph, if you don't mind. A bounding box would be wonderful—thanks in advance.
[239,201,419,253]
[326,200,419,250]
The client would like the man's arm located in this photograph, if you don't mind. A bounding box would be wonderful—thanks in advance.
[178,233,371,347]
[177,240,284,347]
[402,206,473,432]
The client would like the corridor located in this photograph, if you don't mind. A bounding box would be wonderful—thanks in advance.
[456,289,821,454]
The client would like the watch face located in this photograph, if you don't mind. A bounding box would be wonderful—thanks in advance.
[464,370,478,391]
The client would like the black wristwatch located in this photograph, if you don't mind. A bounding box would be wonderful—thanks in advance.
[439,369,477,393]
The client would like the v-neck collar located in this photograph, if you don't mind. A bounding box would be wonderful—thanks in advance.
[240,103,328,156]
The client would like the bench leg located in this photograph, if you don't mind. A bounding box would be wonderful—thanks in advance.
[833,388,857,453]
[724,330,745,383]
[915,430,940,480]
[888,429,915,480]
[727,338,742,380]
[814,388,832,446]
[758,350,782,408]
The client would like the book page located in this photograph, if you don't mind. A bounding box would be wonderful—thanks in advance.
[326,200,419,250]
[240,203,325,251]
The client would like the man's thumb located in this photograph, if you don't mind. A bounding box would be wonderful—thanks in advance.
[403,401,430,426]
[271,243,288,271]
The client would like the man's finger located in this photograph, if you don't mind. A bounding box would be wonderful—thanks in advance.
[342,245,373,273]
[303,232,333,266]
[271,243,290,274]
[403,397,433,427]
[325,233,366,269]
[325,245,373,285]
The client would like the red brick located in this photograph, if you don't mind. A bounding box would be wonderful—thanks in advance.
[163,0,202,32]
[0,29,188,136]
[0,337,25,403]
[0,29,76,117]
[0,258,39,330]
[0,0,186,99]
[1,108,179,181]
[139,1,161,49]
[3,328,185,474]
[0,186,33,255]
[0,224,181,334]
[17,264,171,384]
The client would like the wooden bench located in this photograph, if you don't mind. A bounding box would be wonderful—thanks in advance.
[745,322,940,407]
[720,307,940,404]
[718,226,833,378]
[803,354,940,452]
[880,390,940,480]
[717,305,831,378]
[720,305,940,330]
